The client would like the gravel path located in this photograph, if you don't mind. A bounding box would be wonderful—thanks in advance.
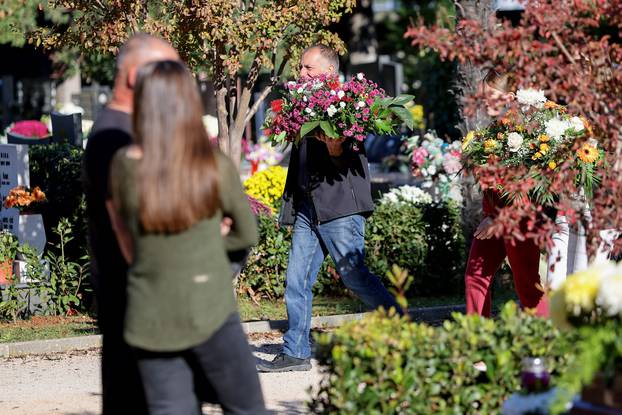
[0,335,323,415]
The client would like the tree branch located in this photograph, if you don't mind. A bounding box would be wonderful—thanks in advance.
[244,85,273,125]
[552,32,576,64]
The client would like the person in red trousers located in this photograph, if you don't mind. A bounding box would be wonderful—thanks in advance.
[465,191,548,317]
[464,71,549,318]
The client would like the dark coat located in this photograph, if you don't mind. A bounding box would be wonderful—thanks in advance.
[278,137,375,226]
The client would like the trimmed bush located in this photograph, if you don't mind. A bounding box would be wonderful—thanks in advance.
[310,302,577,414]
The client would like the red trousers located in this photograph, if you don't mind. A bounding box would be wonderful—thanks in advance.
[465,191,548,317]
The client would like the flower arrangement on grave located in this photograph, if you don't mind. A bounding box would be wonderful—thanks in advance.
[5,120,50,139]
[405,131,463,203]
[461,89,604,206]
[3,186,47,213]
[263,73,415,151]
[548,261,622,414]
[379,185,433,207]
[243,166,287,212]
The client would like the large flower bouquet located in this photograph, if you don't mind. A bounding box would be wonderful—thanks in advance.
[263,73,414,150]
[461,89,604,206]
[406,132,463,202]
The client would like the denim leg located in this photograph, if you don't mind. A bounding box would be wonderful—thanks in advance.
[282,210,326,359]
[318,214,399,313]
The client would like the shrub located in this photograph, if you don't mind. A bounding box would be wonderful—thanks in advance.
[310,302,578,414]
[366,196,465,296]
[238,214,340,300]
[28,143,87,260]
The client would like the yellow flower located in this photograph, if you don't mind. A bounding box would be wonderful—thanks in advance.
[563,268,602,316]
[462,131,475,150]
[408,104,425,130]
[539,134,550,142]
[531,152,543,160]
[516,125,524,133]
[548,161,557,170]
[577,143,599,163]
[549,290,571,330]
[483,139,498,153]
[539,143,550,154]
[244,166,287,209]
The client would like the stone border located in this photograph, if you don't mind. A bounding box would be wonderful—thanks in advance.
[0,304,465,358]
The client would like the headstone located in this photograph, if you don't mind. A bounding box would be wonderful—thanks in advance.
[51,111,83,147]
[0,144,19,235]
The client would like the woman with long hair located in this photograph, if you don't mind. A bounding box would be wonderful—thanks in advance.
[106,60,266,415]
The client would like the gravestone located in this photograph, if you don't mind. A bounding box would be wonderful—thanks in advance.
[51,111,82,147]
[0,145,19,235]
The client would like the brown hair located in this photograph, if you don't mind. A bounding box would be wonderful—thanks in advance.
[133,60,220,233]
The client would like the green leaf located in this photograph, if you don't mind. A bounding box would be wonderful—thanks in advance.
[390,106,414,130]
[274,131,287,143]
[300,121,320,138]
[390,94,415,106]
[320,121,339,138]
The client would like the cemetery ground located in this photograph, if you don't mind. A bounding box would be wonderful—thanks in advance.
[0,332,323,415]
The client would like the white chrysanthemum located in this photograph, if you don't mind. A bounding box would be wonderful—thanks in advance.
[427,165,437,176]
[305,107,312,114]
[337,90,345,99]
[570,116,585,132]
[516,88,547,109]
[330,90,336,95]
[380,185,432,206]
[357,72,364,80]
[297,87,304,93]
[339,101,346,108]
[326,105,337,117]
[596,272,622,317]
[545,118,572,140]
[358,101,366,108]
[507,132,524,152]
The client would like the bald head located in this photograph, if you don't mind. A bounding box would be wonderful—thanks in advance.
[109,33,179,113]
[117,33,178,73]
[300,45,339,78]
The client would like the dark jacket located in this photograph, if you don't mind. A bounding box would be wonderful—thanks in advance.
[278,137,374,226]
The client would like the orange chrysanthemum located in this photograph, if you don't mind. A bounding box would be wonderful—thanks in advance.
[539,134,550,142]
[577,144,599,163]
[544,101,560,109]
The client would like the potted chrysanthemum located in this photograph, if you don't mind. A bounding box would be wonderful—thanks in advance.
[5,120,52,144]
[3,185,48,254]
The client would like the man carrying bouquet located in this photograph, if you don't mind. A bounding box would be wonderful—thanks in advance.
[257,45,400,373]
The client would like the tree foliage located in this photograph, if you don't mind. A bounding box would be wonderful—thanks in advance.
[406,0,622,253]
[36,0,356,165]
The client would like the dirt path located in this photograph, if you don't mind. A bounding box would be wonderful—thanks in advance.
[0,336,322,415]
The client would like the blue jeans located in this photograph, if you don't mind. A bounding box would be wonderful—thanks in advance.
[283,200,399,359]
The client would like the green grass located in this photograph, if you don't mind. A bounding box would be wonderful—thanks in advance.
[0,316,99,343]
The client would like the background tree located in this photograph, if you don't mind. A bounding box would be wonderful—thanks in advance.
[406,0,622,252]
[36,0,356,167]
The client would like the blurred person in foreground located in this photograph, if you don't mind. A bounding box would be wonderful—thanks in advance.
[107,59,266,415]
[83,33,179,414]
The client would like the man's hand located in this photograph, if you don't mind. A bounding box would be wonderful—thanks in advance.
[316,132,345,157]
[474,217,496,240]
[221,216,233,236]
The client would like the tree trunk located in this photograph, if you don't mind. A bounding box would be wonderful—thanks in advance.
[454,0,495,249]
[216,87,230,157]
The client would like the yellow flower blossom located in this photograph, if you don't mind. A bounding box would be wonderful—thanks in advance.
[539,134,550,142]
[539,143,550,154]
[563,268,602,316]
[577,143,599,163]
[244,166,287,210]
[531,152,543,160]
[483,139,498,153]
[462,131,475,150]
[548,161,557,170]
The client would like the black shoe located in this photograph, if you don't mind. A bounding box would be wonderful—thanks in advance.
[256,353,312,372]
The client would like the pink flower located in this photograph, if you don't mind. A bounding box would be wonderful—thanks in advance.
[9,120,49,138]
[412,147,429,167]
[442,155,462,174]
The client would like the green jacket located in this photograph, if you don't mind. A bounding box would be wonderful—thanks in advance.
[110,149,257,351]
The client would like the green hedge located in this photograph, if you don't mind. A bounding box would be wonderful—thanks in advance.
[238,200,465,299]
[310,302,578,414]
[29,143,87,260]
